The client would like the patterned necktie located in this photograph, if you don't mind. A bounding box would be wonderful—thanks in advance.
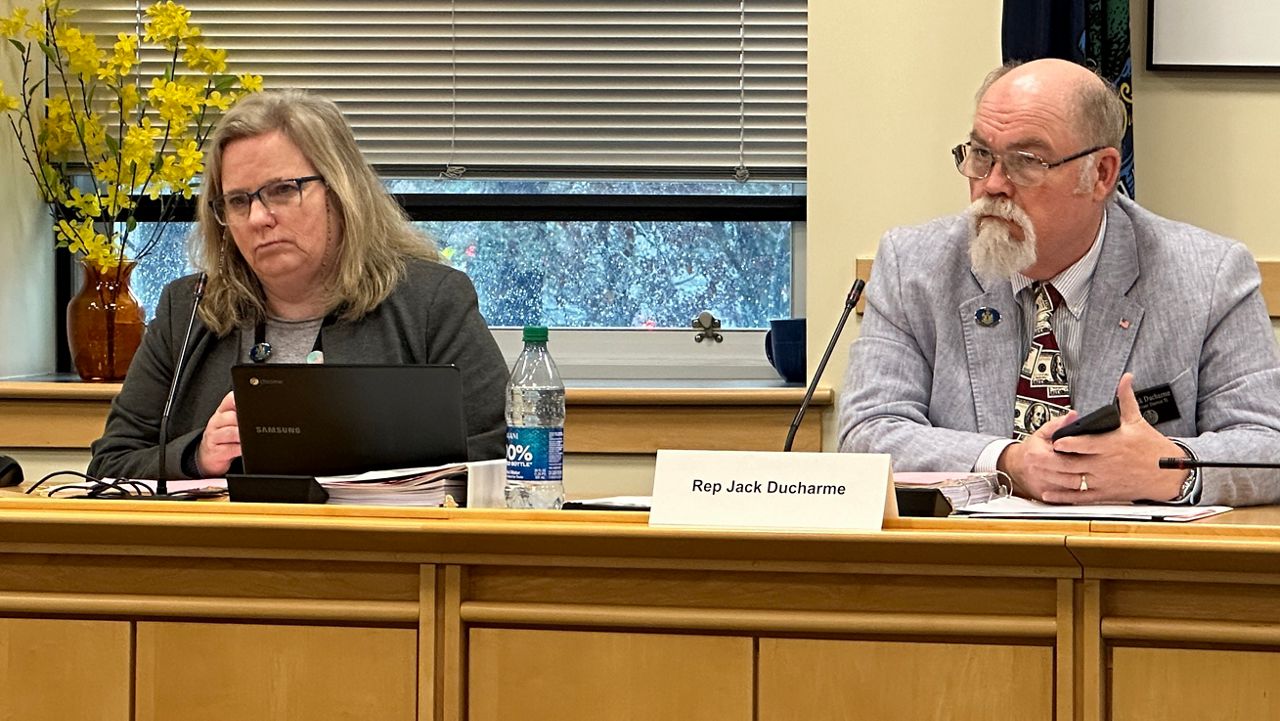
[1014,282,1073,440]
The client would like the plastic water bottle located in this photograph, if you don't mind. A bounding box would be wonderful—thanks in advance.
[504,325,566,509]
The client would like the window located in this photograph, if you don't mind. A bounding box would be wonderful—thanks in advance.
[66,0,807,378]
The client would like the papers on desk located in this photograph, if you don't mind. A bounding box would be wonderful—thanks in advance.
[316,464,468,506]
[955,495,1232,522]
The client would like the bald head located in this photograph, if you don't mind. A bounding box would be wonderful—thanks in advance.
[978,59,1126,152]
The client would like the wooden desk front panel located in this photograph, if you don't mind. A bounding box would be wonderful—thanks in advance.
[1075,530,1280,721]
[452,562,1067,721]
[0,547,426,721]
[1111,646,1280,721]
[1100,577,1280,721]
[0,618,131,721]
[469,628,753,721]
[758,638,1054,721]
[136,622,418,721]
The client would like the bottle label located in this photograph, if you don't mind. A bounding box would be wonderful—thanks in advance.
[506,427,564,481]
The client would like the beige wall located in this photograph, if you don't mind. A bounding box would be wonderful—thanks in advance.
[809,0,1280,451]
[1129,0,1280,254]
[0,0,54,379]
[808,0,1003,450]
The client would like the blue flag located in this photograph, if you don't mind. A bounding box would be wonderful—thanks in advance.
[1002,0,1135,198]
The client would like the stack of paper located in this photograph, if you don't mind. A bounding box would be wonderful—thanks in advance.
[894,472,1010,510]
[316,463,468,506]
[955,495,1232,522]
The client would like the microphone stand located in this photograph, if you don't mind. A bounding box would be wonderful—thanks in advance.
[156,273,208,497]
[783,278,866,452]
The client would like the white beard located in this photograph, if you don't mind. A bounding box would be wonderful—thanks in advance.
[967,197,1038,283]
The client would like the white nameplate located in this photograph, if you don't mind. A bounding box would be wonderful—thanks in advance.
[649,450,895,532]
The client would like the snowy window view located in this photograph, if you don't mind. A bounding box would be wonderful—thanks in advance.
[128,180,799,331]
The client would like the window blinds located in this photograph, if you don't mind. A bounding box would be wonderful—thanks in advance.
[68,0,806,178]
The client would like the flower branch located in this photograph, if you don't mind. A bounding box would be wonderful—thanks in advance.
[1,0,263,274]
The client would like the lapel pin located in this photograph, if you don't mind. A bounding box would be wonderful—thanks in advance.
[1119,318,1131,329]
[975,307,1001,327]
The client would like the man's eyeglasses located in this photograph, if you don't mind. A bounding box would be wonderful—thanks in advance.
[211,175,325,226]
[951,143,1105,188]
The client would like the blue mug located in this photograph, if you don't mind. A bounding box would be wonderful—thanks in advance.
[765,318,806,384]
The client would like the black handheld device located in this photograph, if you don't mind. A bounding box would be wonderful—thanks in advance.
[1051,402,1120,440]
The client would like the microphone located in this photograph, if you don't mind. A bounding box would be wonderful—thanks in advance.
[157,273,208,496]
[784,278,866,452]
[1159,458,1280,470]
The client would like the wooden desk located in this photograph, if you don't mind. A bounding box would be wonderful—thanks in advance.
[1,499,1278,721]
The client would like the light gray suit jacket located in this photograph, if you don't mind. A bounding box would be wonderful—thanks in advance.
[839,196,1280,506]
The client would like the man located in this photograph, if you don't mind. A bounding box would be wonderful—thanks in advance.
[839,58,1280,506]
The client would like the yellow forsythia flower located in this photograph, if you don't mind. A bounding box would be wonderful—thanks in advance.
[183,43,226,74]
[175,139,203,176]
[4,1,263,272]
[99,33,139,81]
[144,1,197,49]
[0,7,27,38]
[40,96,78,154]
[0,80,20,112]
[64,188,102,218]
[204,90,233,111]
[237,73,264,93]
[112,82,141,117]
[53,25,102,82]
[56,219,119,270]
[103,184,136,216]
[121,118,161,171]
[147,76,203,125]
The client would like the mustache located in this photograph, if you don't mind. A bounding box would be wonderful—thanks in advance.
[968,196,1030,227]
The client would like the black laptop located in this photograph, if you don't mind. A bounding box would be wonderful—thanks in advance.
[230,364,469,477]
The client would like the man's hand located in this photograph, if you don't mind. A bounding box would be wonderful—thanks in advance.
[998,410,1083,500]
[1045,373,1187,503]
[999,373,1191,504]
[195,391,241,477]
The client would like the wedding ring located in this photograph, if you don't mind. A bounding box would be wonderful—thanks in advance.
[1079,474,1089,492]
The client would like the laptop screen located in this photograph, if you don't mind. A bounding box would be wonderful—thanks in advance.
[230,364,469,476]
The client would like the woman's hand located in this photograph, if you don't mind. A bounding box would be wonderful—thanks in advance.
[195,391,241,477]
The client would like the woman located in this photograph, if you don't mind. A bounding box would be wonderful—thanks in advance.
[89,89,508,479]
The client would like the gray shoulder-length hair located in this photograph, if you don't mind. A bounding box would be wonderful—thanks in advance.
[195,88,439,336]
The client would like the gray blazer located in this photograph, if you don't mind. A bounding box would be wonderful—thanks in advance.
[839,196,1280,506]
[89,258,509,480]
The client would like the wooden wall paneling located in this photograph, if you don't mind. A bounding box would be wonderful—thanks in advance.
[1261,260,1280,316]
[566,402,821,452]
[0,383,831,454]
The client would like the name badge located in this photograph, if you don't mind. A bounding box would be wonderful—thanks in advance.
[649,450,895,532]
[1135,383,1181,426]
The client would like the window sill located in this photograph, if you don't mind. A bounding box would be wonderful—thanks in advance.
[0,378,831,454]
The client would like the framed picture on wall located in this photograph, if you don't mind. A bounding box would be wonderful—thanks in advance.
[1148,0,1280,70]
